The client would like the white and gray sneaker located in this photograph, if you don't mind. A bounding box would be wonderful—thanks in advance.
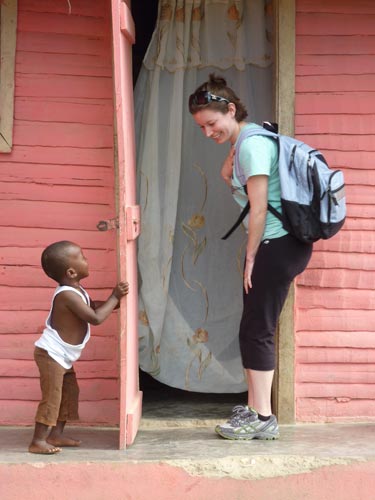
[215,406,279,440]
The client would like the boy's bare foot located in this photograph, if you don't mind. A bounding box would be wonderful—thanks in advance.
[47,436,81,447]
[29,440,62,454]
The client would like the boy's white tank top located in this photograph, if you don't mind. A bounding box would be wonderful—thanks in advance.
[35,285,91,369]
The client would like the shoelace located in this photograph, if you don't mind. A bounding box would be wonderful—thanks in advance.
[228,405,257,426]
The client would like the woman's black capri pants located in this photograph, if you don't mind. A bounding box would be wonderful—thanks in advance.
[239,233,312,371]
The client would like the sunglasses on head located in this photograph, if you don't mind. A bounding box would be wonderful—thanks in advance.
[189,90,230,107]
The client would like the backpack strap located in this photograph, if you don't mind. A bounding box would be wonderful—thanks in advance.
[233,126,278,185]
[221,201,250,240]
[266,202,283,222]
[222,124,281,240]
[221,201,282,240]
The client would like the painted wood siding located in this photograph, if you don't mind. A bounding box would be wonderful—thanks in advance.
[295,0,375,421]
[0,0,119,425]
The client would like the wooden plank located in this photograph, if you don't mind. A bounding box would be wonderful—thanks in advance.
[16,51,112,77]
[297,365,375,384]
[3,146,114,167]
[343,185,374,205]
[0,266,116,287]
[343,218,375,232]
[13,121,113,148]
[297,13,375,36]
[308,251,375,271]
[331,205,375,219]
[296,310,375,332]
[0,332,118,361]
[297,372,375,384]
[340,168,375,186]
[0,285,120,310]
[0,359,117,378]
[298,268,375,289]
[296,55,375,76]
[297,398,375,422]
[15,97,113,125]
[295,114,375,135]
[0,378,118,401]
[319,150,375,170]
[296,92,375,114]
[297,0,375,15]
[0,182,114,204]
[0,400,119,425]
[0,200,114,230]
[296,74,375,93]
[1,163,114,187]
[0,247,116,268]
[0,288,51,311]
[19,0,107,18]
[297,363,375,374]
[0,227,115,249]
[0,313,117,334]
[17,32,109,56]
[295,134,375,152]
[296,331,375,348]
[16,74,112,99]
[18,11,108,37]
[297,35,375,55]
[0,288,121,310]
[296,347,375,363]
[311,231,375,253]
[297,288,375,310]
[296,383,375,399]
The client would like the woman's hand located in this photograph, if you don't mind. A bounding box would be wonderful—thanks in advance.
[221,146,235,187]
[244,257,254,294]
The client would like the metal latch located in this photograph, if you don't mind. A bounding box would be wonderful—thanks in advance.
[96,217,119,232]
[126,205,141,241]
[96,207,140,240]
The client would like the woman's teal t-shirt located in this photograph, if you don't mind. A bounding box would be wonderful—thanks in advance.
[231,123,287,240]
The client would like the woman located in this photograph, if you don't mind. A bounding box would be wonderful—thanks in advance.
[189,74,312,440]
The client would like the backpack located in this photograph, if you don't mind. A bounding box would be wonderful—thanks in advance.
[222,123,346,243]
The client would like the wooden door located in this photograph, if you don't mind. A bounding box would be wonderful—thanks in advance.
[111,0,142,449]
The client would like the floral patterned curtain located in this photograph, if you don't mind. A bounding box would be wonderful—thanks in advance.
[143,0,271,71]
[135,0,273,392]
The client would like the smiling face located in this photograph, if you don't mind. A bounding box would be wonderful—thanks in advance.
[192,104,240,145]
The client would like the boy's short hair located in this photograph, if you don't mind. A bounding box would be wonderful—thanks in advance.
[41,241,78,282]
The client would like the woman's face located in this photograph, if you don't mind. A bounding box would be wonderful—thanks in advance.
[193,106,238,145]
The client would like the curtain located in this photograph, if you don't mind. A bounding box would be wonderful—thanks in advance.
[135,0,273,392]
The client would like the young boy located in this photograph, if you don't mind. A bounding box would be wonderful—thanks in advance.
[29,241,129,454]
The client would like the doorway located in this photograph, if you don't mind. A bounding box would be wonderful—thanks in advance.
[131,0,242,417]
[130,0,296,424]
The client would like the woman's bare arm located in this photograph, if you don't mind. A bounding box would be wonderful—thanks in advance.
[244,175,268,293]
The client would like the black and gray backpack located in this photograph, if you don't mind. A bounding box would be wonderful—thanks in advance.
[222,124,346,244]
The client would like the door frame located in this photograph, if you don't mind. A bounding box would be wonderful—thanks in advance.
[111,0,143,449]
[273,0,296,424]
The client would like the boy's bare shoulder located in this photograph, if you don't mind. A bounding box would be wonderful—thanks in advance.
[53,290,84,307]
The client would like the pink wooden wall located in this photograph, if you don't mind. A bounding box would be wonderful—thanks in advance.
[295,0,375,421]
[0,0,119,425]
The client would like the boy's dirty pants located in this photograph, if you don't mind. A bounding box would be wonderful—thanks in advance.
[34,346,79,426]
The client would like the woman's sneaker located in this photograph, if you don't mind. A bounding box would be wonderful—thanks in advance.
[215,406,279,440]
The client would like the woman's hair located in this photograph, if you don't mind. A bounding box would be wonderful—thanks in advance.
[189,73,248,122]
